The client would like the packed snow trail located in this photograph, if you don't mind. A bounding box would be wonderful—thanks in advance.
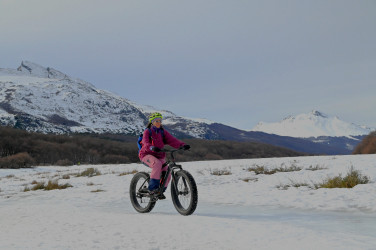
[1,197,376,250]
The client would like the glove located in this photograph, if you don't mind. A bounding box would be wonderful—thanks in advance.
[150,146,161,152]
[182,144,190,151]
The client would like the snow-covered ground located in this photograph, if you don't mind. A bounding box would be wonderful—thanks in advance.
[1,154,376,249]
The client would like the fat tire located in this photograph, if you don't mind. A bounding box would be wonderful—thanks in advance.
[171,170,198,216]
[130,172,156,213]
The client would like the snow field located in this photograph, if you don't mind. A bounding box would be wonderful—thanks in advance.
[1,154,376,249]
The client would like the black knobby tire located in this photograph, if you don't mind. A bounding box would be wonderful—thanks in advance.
[171,170,198,216]
[129,172,156,213]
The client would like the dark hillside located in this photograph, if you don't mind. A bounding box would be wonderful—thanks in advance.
[0,126,305,168]
[207,123,363,155]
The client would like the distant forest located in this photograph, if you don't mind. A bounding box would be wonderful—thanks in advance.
[0,126,305,169]
[353,131,376,154]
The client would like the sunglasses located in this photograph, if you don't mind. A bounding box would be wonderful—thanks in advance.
[153,119,162,123]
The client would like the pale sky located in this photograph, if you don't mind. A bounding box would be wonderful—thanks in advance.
[1,0,376,130]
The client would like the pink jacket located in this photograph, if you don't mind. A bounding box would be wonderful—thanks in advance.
[138,126,185,160]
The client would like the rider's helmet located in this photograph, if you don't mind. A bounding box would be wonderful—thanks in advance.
[149,112,163,122]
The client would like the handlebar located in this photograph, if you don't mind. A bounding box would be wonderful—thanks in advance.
[160,148,183,153]
[151,147,188,160]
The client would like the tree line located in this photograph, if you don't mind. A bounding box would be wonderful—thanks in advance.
[0,126,304,169]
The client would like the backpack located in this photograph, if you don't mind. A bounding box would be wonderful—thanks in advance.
[137,128,165,152]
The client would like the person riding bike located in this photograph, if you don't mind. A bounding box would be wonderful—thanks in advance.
[139,112,190,199]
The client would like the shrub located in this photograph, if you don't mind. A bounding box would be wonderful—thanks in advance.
[319,167,370,188]
[353,131,376,154]
[0,152,35,169]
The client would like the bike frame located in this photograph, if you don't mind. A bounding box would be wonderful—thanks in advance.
[138,148,187,199]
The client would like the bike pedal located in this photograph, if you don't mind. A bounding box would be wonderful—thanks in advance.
[157,193,166,200]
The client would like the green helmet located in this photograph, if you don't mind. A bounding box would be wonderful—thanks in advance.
[149,112,163,122]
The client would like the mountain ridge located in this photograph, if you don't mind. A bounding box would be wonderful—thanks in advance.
[0,61,372,155]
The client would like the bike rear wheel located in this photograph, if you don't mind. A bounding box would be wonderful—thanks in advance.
[171,170,198,216]
[129,172,156,213]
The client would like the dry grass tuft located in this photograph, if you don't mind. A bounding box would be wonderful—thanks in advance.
[76,168,102,178]
[118,170,138,176]
[210,169,232,176]
[318,167,370,188]
[91,189,105,193]
[24,180,72,192]
[306,164,328,171]
[242,177,258,182]
[247,164,302,175]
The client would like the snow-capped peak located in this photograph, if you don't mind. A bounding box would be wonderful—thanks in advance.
[251,110,373,138]
[311,110,328,118]
[17,61,68,79]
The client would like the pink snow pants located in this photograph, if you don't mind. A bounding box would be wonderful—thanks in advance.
[141,155,171,188]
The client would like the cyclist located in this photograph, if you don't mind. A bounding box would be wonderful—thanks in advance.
[139,112,190,199]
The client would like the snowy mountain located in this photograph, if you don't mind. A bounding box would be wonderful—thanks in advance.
[251,110,373,138]
[0,61,218,138]
[0,61,371,155]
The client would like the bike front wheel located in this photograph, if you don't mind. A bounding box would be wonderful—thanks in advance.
[171,170,198,216]
[129,172,156,213]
